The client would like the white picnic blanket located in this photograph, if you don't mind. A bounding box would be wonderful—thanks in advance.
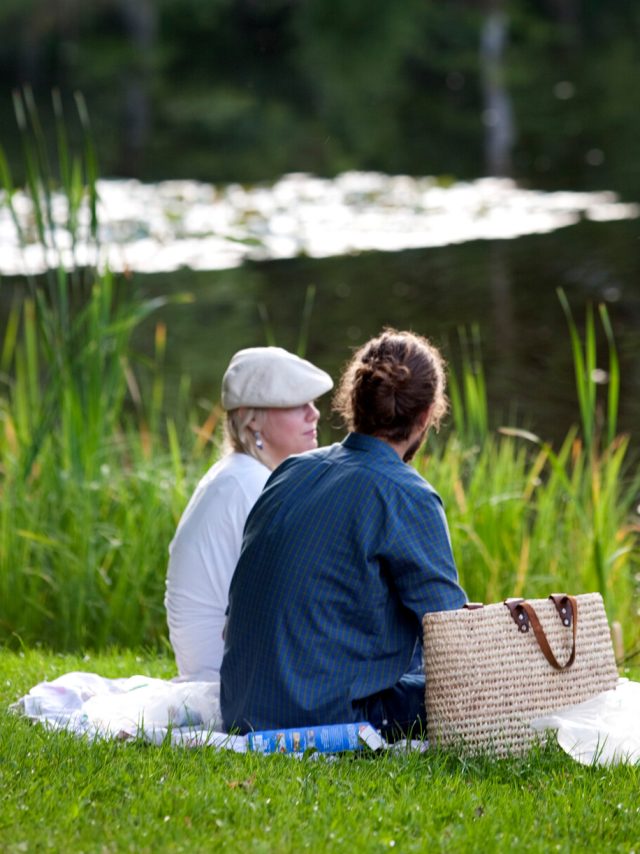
[9,671,388,753]
[532,678,640,766]
[10,671,246,750]
[10,672,640,763]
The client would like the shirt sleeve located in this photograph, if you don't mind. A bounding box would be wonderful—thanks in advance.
[383,478,467,623]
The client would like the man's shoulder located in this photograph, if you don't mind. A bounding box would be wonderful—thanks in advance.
[274,442,342,473]
[400,459,438,489]
[267,441,439,506]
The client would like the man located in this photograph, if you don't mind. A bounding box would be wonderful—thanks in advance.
[221,329,467,737]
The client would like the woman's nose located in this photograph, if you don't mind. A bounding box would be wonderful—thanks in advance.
[305,402,319,421]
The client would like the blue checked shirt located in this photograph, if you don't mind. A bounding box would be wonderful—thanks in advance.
[220,432,466,732]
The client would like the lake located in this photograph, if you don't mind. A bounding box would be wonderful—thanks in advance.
[1,173,639,448]
[140,226,640,450]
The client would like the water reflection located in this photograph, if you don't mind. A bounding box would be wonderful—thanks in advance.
[138,218,640,448]
[1,172,638,276]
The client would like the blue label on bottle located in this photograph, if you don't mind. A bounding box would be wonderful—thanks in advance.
[247,722,371,754]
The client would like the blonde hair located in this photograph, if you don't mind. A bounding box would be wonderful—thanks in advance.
[224,408,275,469]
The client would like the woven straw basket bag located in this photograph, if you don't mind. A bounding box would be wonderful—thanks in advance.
[422,592,619,756]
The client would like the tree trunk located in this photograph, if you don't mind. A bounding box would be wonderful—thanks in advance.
[118,0,157,175]
[480,6,515,177]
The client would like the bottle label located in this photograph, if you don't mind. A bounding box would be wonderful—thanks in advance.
[247,721,375,754]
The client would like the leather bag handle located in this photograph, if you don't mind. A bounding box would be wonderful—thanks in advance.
[504,594,578,670]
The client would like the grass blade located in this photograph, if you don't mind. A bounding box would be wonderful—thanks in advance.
[598,302,619,447]
[296,283,316,357]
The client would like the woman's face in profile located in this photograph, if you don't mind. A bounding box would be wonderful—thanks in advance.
[259,402,320,464]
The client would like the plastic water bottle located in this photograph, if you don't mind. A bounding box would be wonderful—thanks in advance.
[247,721,380,754]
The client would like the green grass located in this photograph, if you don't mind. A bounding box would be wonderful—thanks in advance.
[1,649,639,854]
[432,300,640,651]
[1,297,638,650]
[423,428,640,646]
[0,91,199,649]
[1,338,639,652]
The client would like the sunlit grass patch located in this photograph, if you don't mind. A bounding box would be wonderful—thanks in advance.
[1,650,639,854]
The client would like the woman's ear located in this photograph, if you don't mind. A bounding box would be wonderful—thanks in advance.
[248,408,265,431]
[236,406,258,430]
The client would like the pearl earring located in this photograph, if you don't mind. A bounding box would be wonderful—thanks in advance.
[254,430,264,450]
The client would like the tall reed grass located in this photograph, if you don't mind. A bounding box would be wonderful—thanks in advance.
[1,94,638,653]
[431,300,640,649]
[0,91,203,649]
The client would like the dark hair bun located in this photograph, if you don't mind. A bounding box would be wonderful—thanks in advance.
[333,329,447,442]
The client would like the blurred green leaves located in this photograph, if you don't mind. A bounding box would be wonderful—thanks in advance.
[0,1,638,194]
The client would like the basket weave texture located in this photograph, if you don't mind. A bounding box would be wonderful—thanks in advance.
[422,592,618,756]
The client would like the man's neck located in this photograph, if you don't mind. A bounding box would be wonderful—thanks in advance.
[375,423,429,463]
[374,435,416,463]
[382,437,408,460]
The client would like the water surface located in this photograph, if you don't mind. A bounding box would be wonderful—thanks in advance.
[2,173,638,448]
[136,217,640,448]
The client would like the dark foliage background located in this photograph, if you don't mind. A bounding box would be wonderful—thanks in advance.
[1,0,639,195]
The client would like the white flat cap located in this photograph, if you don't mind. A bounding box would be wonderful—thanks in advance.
[221,346,333,410]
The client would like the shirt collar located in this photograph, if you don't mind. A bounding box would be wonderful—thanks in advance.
[342,432,402,463]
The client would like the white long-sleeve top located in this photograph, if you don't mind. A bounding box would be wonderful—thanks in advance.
[165,452,270,681]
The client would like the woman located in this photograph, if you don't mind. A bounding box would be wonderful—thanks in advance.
[165,346,333,682]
